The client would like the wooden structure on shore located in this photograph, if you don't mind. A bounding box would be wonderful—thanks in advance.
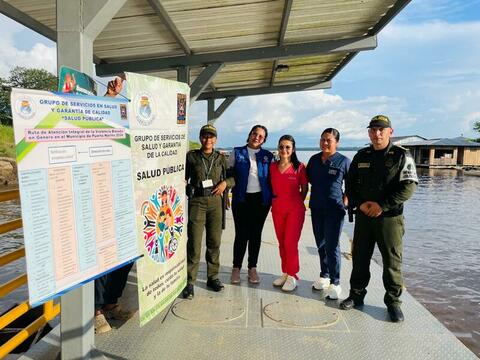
[392,136,480,168]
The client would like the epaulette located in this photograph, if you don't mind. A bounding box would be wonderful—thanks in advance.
[358,146,371,154]
[394,144,408,151]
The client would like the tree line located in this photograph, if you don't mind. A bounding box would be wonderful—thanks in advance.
[0,67,57,125]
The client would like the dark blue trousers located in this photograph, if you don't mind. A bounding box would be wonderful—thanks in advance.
[94,262,133,311]
[311,208,345,285]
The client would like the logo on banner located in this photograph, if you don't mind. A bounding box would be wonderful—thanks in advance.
[15,97,36,119]
[134,91,155,126]
[177,93,186,124]
[141,186,183,263]
[119,104,128,120]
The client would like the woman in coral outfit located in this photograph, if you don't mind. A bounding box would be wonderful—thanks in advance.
[270,135,308,291]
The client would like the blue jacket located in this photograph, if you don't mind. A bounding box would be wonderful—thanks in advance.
[231,146,273,206]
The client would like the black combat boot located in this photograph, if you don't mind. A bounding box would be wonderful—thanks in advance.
[206,278,225,292]
[387,305,404,322]
[182,284,194,299]
[339,289,366,310]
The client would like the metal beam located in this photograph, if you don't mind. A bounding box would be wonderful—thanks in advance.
[83,0,128,39]
[214,96,237,119]
[0,0,56,41]
[198,81,331,100]
[369,0,412,36]
[207,98,215,124]
[146,0,191,55]
[190,63,224,102]
[56,1,124,358]
[0,0,104,64]
[326,1,411,83]
[206,96,236,124]
[57,1,95,358]
[325,52,358,82]
[96,36,377,76]
[177,66,190,84]
[270,0,293,87]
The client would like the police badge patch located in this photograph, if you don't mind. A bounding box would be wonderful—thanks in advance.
[399,155,418,182]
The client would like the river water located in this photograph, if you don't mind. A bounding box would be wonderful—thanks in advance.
[1,151,479,356]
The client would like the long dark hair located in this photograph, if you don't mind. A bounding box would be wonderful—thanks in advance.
[246,124,268,144]
[278,134,301,170]
[321,128,340,142]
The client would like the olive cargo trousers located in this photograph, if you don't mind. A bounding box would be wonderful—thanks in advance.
[187,196,223,284]
[349,212,405,306]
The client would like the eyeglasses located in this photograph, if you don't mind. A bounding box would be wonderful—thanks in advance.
[278,145,292,150]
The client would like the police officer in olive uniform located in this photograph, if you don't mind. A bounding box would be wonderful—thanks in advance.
[339,115,418,322]
[182,124,235,299]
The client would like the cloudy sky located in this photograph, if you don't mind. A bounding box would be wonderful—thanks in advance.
[1,0,480,147]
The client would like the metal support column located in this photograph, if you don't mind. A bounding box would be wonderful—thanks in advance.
[177,66,190,84]
[56,1,126,359]
[206,96,237,125]
[207,98,216,124]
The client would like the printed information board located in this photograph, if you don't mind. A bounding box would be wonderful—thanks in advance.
[11,89,138,306]
[126,73,189,326]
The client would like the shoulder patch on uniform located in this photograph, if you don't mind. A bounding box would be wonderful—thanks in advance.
[399,155,418,183]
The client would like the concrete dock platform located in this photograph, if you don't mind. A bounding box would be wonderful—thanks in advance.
[94,210,478,360]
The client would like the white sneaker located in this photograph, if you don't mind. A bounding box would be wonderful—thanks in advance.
[281,276,297,292]
[273,273,288,287]
[326,284,342,300]
[312,277,330,291]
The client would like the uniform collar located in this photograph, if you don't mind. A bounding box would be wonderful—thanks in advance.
[370,141,392,154]
[320,151,339,163]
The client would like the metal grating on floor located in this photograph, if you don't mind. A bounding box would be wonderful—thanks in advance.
[94,211,478,360]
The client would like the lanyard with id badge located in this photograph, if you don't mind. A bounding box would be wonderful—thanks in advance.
[201,156,214,196]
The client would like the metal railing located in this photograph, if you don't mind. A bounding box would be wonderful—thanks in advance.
[0,189,60,358]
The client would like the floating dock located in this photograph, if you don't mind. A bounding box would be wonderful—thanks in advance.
[21,211,478,359]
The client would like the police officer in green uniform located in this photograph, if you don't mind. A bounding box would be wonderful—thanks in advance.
[182,124,235,299]
[339,115,418,322]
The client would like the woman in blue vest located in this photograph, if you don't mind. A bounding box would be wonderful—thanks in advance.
[229,125,273,284]
[307,128,351,300]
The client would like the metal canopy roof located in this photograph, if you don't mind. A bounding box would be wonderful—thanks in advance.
[0,0,411,101]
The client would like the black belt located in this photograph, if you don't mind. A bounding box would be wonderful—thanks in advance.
[191,186,215,198]
[382,208,403,217]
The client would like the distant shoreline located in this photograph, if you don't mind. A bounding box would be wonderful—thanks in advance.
[218,147,361,151]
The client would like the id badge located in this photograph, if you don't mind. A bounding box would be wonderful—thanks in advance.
[202,179,214,188]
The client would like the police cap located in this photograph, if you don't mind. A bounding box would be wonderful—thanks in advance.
[199,124,217,137]
[367,115,391,128]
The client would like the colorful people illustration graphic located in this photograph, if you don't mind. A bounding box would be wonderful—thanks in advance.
[142,186,183,264]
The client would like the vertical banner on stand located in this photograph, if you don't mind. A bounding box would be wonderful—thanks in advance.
[126,73,189,326]
[10,89,138,306]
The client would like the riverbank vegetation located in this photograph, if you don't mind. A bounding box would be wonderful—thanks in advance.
[1,67,57,125]
[0,124,15,158]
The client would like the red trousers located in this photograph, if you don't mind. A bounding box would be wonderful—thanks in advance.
[272,203,305,279]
